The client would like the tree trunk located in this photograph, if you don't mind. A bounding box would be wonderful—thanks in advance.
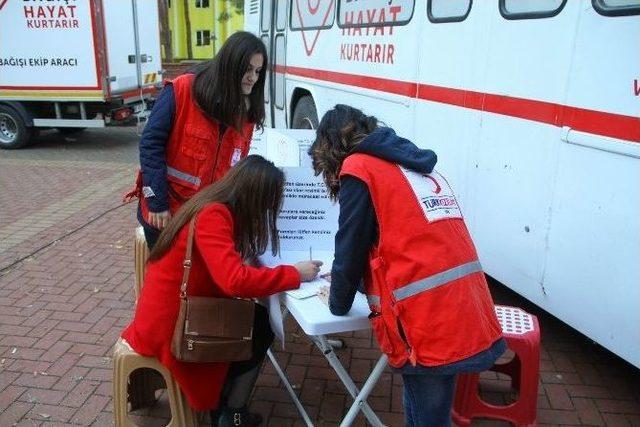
[182,0,193,59]
[158,0,173,61]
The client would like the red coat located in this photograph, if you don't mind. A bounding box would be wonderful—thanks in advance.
[341,154,502,368]
[122,203,300,410]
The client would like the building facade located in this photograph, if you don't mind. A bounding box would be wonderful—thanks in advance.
[165,0,244,60]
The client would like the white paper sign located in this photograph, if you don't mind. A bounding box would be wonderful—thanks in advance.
[266,129,301,167]
[253,128,339,345]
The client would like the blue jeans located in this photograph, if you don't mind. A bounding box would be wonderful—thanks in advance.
[397,338,507,427]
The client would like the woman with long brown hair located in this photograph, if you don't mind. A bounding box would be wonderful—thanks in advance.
[122,155,322,426]
[310,105,505,426]
[125,31,269,249]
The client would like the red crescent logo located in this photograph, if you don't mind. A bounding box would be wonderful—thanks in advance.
[295,0,334,56]
[424,175,441,194]
[307,0,320,14]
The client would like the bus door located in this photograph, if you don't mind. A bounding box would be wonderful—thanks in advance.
[259,0,288,128]
[544,0,640,367]
[414,0,486,211]
[258,1,273,127]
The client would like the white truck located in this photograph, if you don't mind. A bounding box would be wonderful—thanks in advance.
[0,0,162,149]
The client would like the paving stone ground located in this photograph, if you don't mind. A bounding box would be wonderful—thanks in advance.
[0,153,639,427]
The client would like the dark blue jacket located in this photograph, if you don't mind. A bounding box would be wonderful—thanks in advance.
[139,85,176,213]
[329,127,438,315]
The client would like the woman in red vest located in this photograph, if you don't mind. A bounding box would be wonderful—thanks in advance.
[309,105,506,426]
[122,155,322,426]
[126,31,267,248]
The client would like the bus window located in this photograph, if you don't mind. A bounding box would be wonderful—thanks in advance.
[499,0,567,20]
[427,0,472,23]
[260,0,270,33]
[337,0,415,27]
[290,0,335,30]
[593,0,640,16]
[260,34,270,104]
[276,0,287,31]
[275,35,286,110]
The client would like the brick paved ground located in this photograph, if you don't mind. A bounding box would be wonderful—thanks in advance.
[0,154,639,426]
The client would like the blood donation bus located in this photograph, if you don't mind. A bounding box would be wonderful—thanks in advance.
[245,0,640,368]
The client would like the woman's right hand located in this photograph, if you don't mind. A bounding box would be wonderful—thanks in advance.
[294,260,323,282]
[148,210,171,229]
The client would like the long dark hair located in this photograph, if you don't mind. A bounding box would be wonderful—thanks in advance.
[192,31,267,131]
[309,105,378,201]
[149,155,285,261]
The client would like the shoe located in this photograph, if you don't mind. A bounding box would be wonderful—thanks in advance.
[216,406,263,426]
[210,409,221,425]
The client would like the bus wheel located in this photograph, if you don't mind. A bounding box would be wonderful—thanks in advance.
[57,127,86,135]
[292,96,318,129]
[0,105,31,149]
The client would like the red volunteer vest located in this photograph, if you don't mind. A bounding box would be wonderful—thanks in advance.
[340,153,502,368]
[132,73,254,221]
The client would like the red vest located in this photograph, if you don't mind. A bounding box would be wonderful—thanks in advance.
[130,74,254,221]
[340,153,502,368]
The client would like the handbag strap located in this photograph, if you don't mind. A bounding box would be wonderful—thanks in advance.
[179,217,197,299]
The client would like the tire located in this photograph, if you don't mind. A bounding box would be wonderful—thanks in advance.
[57,127,86,135]
[291,96,318,129]
[0,105,31,149]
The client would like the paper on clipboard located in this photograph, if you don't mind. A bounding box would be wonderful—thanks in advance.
[285,277,330,299]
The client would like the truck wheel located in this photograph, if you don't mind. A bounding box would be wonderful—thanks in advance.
[292,96,318,129]
[57,127,86,135]
[0,105,31,149]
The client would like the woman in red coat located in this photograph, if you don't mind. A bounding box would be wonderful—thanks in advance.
[122,155,322,426]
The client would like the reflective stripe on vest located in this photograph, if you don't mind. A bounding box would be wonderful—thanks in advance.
[366,294,380,307]
[167,166,201,187]
[393,261,483,302]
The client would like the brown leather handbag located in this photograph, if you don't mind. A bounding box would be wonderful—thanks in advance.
[171,218,255,363]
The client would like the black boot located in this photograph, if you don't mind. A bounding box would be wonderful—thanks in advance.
[216,406,263,427]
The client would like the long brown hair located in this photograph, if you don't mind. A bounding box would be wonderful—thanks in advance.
[149,155,285,261]
[192,31,267,131]
[309,105,378,201]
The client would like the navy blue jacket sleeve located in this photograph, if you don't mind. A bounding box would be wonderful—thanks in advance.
[139,84,175,212]
[329,176,379,316]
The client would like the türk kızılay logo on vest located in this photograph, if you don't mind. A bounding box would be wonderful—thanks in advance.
[398,167,463,223]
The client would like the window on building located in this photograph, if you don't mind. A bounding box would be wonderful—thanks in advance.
[195,0,210,8]
[337,0,415,28]
[196,30,211,46]
[290,0,335,30]
[428,0,472,23]
[500,0,566,19]
[593,0,640,15]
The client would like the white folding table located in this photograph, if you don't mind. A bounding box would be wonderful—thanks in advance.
[266,292,388,427]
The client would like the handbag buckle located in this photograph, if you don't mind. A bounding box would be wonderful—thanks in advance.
[187,339,194,350]
[243,327,253,341]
